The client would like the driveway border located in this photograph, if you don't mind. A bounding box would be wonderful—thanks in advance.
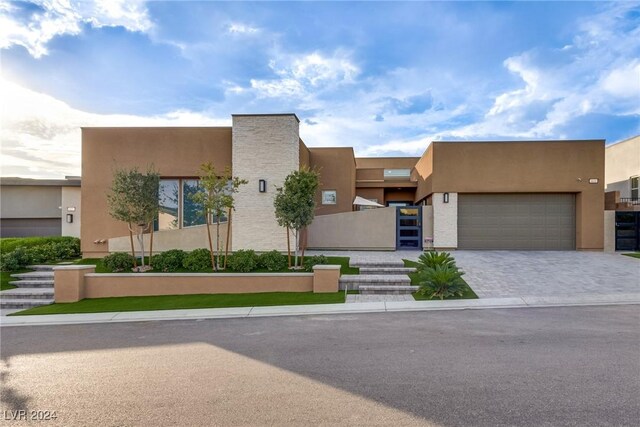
[1,293,639,327]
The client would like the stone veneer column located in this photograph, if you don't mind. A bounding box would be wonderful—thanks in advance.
[232,115,300,251]
[433,192,458,249]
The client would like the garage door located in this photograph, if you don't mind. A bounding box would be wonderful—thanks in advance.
[458,194,575,250]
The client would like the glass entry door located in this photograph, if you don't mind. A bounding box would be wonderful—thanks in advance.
[396,206,422,249]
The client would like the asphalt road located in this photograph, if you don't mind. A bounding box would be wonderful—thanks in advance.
[1,305,639,426]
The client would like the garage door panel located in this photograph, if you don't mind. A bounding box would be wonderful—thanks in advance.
[458,194,575,250]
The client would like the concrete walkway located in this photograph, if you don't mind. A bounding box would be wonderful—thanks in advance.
[2,293,639,327]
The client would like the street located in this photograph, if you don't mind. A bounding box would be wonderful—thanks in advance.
[1,305,639,426]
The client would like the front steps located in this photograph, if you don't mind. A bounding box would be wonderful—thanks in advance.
[1,266,55,310]
[340,261,419,294]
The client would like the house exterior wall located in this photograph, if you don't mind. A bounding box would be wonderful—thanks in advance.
[0,185,61,219]
[61,186,81,238]
[430,140,605,250]
[605,136,640,198]
[432,192,458,249]
[109,223,228,253]
[413,144,434,203]
[81,127,232,257]
[231,114,300,251]
[309,147,356,216]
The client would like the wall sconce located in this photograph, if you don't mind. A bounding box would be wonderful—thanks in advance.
[66,214,73,223]
[589,178,599,184]
[259,179,267,193]
[443,192,449,203]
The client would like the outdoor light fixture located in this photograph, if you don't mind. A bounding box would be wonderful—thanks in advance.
[443,192,449,203]
[66,214,73,223]
[259,179,267,193]
[589,178,599,184]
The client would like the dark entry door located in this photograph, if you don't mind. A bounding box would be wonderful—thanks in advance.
[615,212,640,251]
[396,206,422,249]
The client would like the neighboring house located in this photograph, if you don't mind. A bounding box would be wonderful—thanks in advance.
[81,113,604,257]
[604,135,640,251]
[0,177,81,238]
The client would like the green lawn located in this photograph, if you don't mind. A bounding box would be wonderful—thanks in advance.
[403,258,479,300]
[10,292,347,316]
[1,269,31,291]
[622,252,640,259]
[75,256,359,275]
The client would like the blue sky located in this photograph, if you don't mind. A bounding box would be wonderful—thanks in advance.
[1,0,639,178]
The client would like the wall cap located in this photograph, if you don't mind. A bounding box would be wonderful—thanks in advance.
[85,272,314,277]
[53,265,96,271]
[313,265,341,270]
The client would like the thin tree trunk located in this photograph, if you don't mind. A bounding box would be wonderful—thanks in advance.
[206,216,215,271]
[224,208,231,270]
[300,227,306,268]
[149,224,154,269]
[128,223,137,268]
[216,219,221,271]
[286,226,291,268]
[138,229,145,268]
[294,229,299,269]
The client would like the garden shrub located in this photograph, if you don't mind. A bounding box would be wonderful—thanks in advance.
[258,250,287,271]
[303,254,328,272]
[0,236,80,254]
[227,250,258,272]
[103,252,136,272]
[0,247,32,271]
[416,264,466,300]
[151,249,187,272]
[182,248,213,271]
[416,251,456,272]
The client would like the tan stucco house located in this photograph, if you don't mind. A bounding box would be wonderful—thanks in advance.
[81,113,605,257]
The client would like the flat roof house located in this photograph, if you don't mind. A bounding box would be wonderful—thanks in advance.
[81,113,604,257]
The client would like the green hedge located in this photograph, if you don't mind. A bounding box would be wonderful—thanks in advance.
[0,237,81,271]
[0,236,80,253]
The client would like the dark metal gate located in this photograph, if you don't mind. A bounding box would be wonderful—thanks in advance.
[615,212,640,251]
[396,206,422,250]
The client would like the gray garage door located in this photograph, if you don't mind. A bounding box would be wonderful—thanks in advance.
[0,218,61,237]
[458,194,575,250]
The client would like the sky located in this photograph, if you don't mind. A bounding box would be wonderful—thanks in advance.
[1,0,639,178]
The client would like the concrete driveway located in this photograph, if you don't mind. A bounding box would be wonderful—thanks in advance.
[452,251,640,298]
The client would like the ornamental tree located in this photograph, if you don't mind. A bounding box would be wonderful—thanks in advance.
[189,163,247,271]
[273,167,320,268]
[106,166,160,270]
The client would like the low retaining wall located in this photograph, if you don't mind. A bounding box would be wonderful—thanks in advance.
[53,265,341,303]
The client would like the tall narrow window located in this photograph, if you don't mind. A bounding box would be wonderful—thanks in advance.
[631,176,639,199]
[155,179,179,231]
[182,179,206,227]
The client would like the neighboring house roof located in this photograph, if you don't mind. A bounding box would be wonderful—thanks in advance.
[0,177,81,187]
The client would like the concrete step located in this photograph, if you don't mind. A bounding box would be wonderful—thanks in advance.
[339,274,411,290]
[350,260,406,269]
[359,267,416,275]
[0,299,53,309]
[359,285,420,295]
[26,265,56,271]
[9,280,54,288]
[0,288,54,299]
[11,271,54,280]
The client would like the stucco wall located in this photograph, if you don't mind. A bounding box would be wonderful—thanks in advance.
[232,115,299,251]
[603,211,615,252]
[310,147,356,215]
[605,136,640,198]
[109,223,229,253]
[432,192,458,249]
[81,127,233,258]
[61,186,81,238]
[307,207,396,250]
[422,205,434,249]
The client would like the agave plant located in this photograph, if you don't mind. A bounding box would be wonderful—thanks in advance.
[416,251,457,272]
[416,264,466,300]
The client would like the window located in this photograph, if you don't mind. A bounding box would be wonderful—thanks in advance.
[632,176,639,199]
[182,180,206,227]
[322,190,337,205]
[157,179,179,231]
[384,169,411,179]
[358,199,378,211]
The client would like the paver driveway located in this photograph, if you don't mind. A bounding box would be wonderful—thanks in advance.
[452,251,640,298]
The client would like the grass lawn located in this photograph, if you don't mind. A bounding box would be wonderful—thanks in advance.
[10,292,347,316]
[1,269,31,291]
[622,252,640,259]
[403,259,479,300]
[75,256,359,275]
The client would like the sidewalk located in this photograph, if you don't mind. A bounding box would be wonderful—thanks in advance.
[2,293,639,327]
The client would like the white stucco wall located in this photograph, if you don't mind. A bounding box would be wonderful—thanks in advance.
[603,211,615,252]
[231,115,300,251]
[433,192,458,249]
[605,136,640,198]
[61,186,81,238]
[422,205,434,249]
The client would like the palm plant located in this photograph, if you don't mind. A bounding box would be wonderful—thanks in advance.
[416,264,466,300]
[416,251,456,272]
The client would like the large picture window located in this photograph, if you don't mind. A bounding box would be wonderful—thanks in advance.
[157,179,179,231]
[182,179,206,228]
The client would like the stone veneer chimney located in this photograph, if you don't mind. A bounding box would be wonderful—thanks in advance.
[231,114,300,251]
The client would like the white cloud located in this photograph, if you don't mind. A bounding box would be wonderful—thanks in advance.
[0,0,152,58]
[0,77,229,178]
[227,22,259,34]
[601,60,640,99]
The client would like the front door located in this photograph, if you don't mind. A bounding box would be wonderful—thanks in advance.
[396,206,422,249]
[615,211,640,251]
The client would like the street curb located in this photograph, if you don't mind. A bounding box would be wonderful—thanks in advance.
[1,295,639,327]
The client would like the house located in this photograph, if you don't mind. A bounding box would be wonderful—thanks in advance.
[604,135,640,251]
[81,113,605,258]
[0,176,81,238]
